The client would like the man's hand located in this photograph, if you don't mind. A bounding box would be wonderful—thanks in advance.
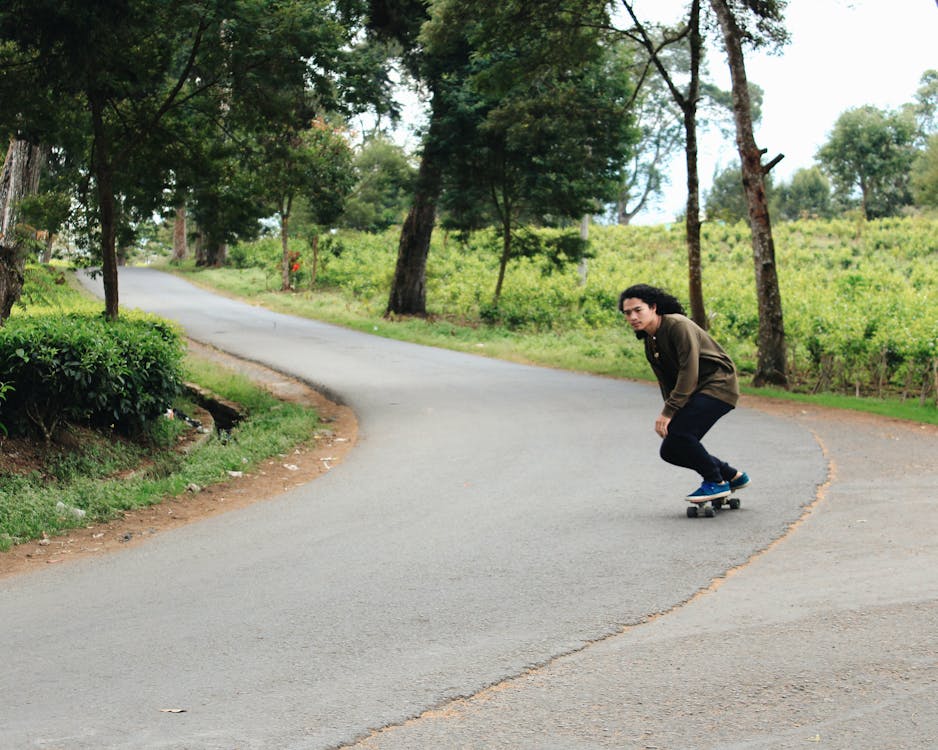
[655,414,671,438]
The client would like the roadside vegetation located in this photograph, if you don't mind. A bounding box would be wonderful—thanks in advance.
[0,265,321,551]
[166,216,938,426]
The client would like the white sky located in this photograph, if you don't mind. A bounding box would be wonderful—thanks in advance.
[640,0,938,223]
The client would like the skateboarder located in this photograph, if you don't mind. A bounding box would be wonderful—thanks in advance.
[619,284,750,502]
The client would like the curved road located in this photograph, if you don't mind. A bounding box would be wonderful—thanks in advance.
[2,268,826,749]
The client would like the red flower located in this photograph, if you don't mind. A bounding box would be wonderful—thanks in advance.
[291,263,300,273]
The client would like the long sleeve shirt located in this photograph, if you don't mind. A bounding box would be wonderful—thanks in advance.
[644,314,739,417]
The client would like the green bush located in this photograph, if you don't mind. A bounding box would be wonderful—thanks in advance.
[0,313,184,440]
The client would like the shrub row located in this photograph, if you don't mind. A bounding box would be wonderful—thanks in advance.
[0,313,184,440]
[225,216,938,400]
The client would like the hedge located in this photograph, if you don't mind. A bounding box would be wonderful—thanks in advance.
[0,313,184,440]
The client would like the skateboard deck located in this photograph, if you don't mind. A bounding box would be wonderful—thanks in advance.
[686,493,741,518]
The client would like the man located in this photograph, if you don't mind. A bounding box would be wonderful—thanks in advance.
[619,283,750,501]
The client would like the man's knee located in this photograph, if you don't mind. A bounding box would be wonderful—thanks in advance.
[660,433,689,464]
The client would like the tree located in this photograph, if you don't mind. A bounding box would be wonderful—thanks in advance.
[375,0,621,316]
[438,36,637,304]
[614,78,678,226]
[367,0,444,316]
[817,105,918,219]
[776,166,832,221]
[705,164,752,223]
[910,69,938,141]
[0,0,377,320]
[0,0,225,319]
[0,139,44,323]
[341,135,416,232]
[272,120,354,289]
[619,0,711,327]
[709,0,789,387]
[911,133,938,209]
[171,206,188,262]
[188,139,267,268]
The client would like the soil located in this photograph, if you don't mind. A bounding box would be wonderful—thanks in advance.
[0,340,357,580]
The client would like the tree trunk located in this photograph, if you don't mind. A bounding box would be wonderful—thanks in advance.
[90,95,120,321]
[621,0,706,327]
[204,242,227,267]
[309,232,320,287]
[683,0,707,329]
[710,0,788,387]
[577,214,589,286]
[386,98,444,316]
[41,232,54,264]
[195,231,207,266]
[172,204,187,262]
[0,139,44,324]
[493,214,512,306]
[280,203,291,291]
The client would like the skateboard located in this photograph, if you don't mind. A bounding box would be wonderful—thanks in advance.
[686,492,741,518]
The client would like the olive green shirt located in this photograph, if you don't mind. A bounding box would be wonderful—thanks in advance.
[644,314,739,417]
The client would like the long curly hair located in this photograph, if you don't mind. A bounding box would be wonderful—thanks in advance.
[618,284,686,338]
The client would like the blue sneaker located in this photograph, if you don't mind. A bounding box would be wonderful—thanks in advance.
[686,481,731,502]
[729,472,751,491]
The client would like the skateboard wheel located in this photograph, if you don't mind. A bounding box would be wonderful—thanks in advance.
[729,497,741,510]
[712,498,724,510]
[703,505,715,518]
[687,506,699,518]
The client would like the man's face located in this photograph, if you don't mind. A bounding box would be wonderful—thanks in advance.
[621,297,658,335]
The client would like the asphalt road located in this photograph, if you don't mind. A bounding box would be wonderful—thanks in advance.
[2,268,828,749]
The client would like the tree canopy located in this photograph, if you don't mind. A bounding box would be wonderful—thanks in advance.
[816,105,918,220]
[0,0,387,318]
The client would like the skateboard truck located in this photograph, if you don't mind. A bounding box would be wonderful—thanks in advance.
[686,494,741,518]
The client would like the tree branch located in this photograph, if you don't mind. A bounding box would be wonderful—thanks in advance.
[763,152,784,174]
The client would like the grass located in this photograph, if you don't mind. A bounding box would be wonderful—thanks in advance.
[0,353,321,551]
[168,260,938,427]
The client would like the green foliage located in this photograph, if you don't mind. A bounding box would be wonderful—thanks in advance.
[341,135,417,231]
[0,0,389,315]
[705,164,758,223]
[816,105,918,219]
[0,357,321,551]
[911,133,938,208]
[0,264,323,550]
[775,167,834,221]
[911,68,938,139]
[0,381,11,436]
[0,313,184,440]
[214,216,938,406]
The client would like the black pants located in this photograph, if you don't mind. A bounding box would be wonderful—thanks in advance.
[660,393,737,484]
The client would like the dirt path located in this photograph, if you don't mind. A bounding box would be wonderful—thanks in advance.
[0,340,358,580]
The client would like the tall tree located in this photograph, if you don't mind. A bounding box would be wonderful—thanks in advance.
[816,105,918,219]
[775,166,832,221]
[910,69,938,141]
[171,205,188,262]
[340,135,417,232]
[368,0,452,316]
[614,62,682,225]
[0,139,44,323]
[262,119,354,290]
[375,0,621,316]
[911,133,938,209]
[620,0,710,328]
[709,0,789,387]
[434,28,637,304]
[0,0,376,320]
